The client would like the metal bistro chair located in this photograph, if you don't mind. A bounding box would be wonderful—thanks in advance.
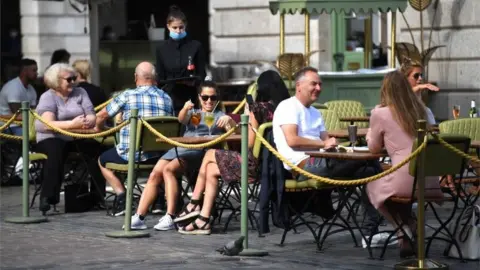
[371,134,471,260]
[104,116,180,215]
[218,122,272,233]
[324,100,369,129]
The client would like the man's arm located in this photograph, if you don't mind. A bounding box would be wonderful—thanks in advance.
[95,107,110,130]
[7,103,22,119]
[281,124,325,149]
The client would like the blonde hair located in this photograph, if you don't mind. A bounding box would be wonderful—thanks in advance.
[380,71,427,136]
[72,59,91,81]
[399,57,423,77]
[44,63,75,89]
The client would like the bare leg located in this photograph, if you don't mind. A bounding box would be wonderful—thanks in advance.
[98,159,125,194]
[179,149,217,217]
[136,159,169,216]
[184,162,220,231]
[162,159,184,215]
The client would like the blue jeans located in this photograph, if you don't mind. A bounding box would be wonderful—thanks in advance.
[3,126,22,136]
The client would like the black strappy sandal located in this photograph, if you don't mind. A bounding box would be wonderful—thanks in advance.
[173,199,201,223]
[178,215,211,235]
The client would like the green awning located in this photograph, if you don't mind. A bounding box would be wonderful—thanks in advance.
[269,0,408,15]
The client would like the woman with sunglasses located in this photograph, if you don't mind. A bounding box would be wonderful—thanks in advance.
[175,70,291,235]
[34,63,107,214]
[399,57,438,125]
[127,80,235,231]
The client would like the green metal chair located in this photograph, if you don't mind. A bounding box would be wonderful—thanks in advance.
[324,100,369,129]
[104,116,180,214]
[319,109,341,131]
[372,134,471,260]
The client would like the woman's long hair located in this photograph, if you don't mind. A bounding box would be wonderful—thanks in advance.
[255,70,290,108]
[380,71,427,136]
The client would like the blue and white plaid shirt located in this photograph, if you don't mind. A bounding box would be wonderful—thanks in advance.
[106,85,174,161]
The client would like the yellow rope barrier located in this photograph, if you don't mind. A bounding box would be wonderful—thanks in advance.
[141,118,238,149]
[232,99,246,114]
[431,133,480,164]
[0,132,22,140]
[30,110,128,139]
[0,112,21,131]
[94,98,112,112]
[252,127,428,186]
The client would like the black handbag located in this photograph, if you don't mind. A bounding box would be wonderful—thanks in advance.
[64,181,94,213]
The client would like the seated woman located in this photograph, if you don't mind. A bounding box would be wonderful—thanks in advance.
[129,81,235,231]
[366,71,443,258]
[175,70,291,235]
[34,63,106,214]
[399,57,438,125]
[72,59,107,108]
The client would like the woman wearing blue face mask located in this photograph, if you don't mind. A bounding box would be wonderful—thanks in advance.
[156,5,207,114]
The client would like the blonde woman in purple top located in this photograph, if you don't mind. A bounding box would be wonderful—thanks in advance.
[34,63,107,214]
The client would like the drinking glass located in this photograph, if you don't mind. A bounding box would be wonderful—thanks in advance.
[452,105,460,119]
[190,111,201,136]
[348,125,358,149]
[203,112,215,136]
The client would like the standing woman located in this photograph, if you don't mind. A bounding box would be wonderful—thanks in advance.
[156,5,206,114]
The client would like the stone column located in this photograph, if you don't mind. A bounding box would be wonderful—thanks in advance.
[20,0,90,72]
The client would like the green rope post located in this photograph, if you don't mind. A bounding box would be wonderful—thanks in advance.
[5,102,47,224]
[106,109,149,238]
[238,114,268,256]
[394,120,448,270]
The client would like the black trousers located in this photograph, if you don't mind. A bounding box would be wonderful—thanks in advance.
[35,138,107,205]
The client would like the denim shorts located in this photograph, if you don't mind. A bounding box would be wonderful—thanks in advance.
[98,148,159,167]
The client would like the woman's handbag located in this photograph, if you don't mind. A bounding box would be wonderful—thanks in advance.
[445,205,480,260]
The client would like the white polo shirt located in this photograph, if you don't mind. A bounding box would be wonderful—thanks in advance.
[272,96,326,170]
[0,77,37,126]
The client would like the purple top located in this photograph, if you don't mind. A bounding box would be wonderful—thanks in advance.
[35,87,94,142]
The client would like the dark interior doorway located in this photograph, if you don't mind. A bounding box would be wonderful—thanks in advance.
[126,0,210,64]
[1,0,21,84]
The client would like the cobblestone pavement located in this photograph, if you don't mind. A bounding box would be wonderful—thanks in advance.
[1,186,479,270]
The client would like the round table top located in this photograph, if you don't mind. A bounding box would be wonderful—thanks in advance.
[306,149,387,160]
[339,117,370,122]
[328,128,368,138]
[68,128,99,134]
[471,140,480,148]
[156,134,241,144]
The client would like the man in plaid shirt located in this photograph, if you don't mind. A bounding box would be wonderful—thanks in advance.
[95,61,174,216]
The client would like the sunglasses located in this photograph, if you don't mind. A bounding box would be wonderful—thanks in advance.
[413,73,423,80]
[63,75,77,83]
[200,95,217,101]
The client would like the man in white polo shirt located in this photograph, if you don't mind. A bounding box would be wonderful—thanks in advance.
[273,66,395,248]
[0,58,38,135]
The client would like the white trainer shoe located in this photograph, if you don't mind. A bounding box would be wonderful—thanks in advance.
[362,232,399,248]
[153,214,176,231]
[122,214,147,230]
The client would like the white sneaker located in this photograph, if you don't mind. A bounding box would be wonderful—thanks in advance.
[122,214,147,230]
[362,232,399,248]
[153,214,176,231]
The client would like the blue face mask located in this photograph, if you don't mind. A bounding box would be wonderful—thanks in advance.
[169,31,187,40]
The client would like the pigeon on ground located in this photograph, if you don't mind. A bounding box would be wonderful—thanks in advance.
[216,236,245,256]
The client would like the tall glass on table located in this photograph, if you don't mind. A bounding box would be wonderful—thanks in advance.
[348,125,358,150]
[190,111,201,136]
[203,112,215,137]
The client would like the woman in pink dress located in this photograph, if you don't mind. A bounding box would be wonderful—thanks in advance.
[366,71,443,257]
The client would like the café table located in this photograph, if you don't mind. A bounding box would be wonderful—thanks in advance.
[328,128,368,139]
[339,117,370,126]
[156,134,242,145]
[304,149,388,251]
